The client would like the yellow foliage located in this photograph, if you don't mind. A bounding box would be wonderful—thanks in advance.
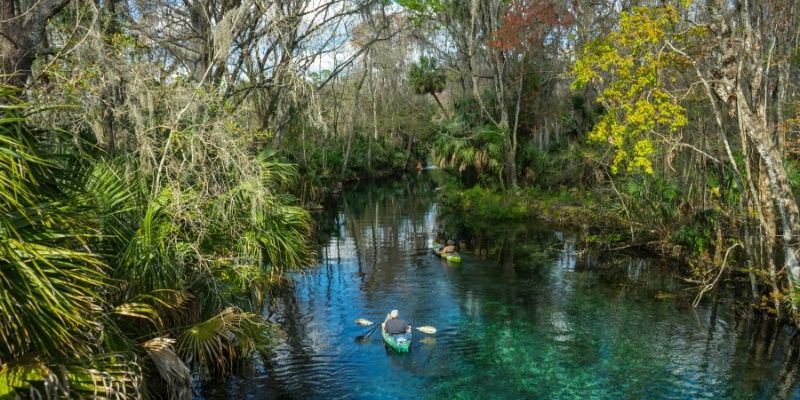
[572,5,689,175]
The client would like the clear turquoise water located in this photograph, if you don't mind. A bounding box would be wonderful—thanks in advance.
[202,173,800,399]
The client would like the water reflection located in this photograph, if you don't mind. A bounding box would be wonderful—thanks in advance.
[201,173,800,400]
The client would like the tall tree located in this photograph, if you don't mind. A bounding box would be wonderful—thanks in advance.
[408,56,448,116]
[698,0,800,307]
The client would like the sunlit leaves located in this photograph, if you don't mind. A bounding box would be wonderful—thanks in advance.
[176,308,281,377]
[0,93,107,361]
[394,0,444,17]
[432,123,505,181]
[572,6,689,174]
[0,355,141,399]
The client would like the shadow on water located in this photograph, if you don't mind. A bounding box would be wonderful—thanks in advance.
[199,172,800,400]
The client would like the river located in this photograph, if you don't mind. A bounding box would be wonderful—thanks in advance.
[201,172,800,399]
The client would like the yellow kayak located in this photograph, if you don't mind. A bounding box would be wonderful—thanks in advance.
[433,244,462,263]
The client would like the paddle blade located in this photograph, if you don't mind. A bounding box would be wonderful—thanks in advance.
[354,334,370,343]
[416,326,437,334]
[355,318,373,326]
[355,324,380,343]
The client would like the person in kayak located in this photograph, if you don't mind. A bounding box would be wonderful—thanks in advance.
[384,309,411,334]
[439,240,456,254]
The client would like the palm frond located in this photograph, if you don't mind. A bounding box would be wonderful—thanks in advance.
[175,308,281,377]
[116,190,182,292]
[258,149,299,190]
[408,56,446,95]
[112,303,165,330]
[143,338,191,400]
[0,354,140,399]
[0,105,108,360]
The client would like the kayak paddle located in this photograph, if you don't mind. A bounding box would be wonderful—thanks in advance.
[355,324,380,342]
[415,326,437,334]
[355,318,436,334]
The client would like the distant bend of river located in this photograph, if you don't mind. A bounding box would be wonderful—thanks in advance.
[201,172,800,400]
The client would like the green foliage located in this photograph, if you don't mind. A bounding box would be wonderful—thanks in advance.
[282,132,419,188]
[671,209,719,256]
[620,175,681,229]
[0,88,313,397]
[394,0,443,13]
[408,56,447,97]
[785,158,800,192]
[431,99,509,187]
[572,6,689,175]
[672,225,710,256]
[441,185,535,220]
[394,0,445,24]
[0,96,106,362]
[584,232,625,245]
[176,308,281,377]
[516,141,598,189]
[0,91,139,397]
[0,355,140,399]
[561,94,604,139]
[433,124,504,178]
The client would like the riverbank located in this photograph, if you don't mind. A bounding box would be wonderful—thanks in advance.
[297,165,425,208]
[436,183,738,296]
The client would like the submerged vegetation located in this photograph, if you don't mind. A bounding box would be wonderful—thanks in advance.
[2,0,800,397]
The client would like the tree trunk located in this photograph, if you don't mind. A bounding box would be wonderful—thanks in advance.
[430,92,449,118]
[0,0,70,89]
[757,154,782,317]
[188,0,210,83]
[703,0,800,316]
[341,67,368,176]
[509,74,524,189]
[740,106,800,289]
[368,54,378,176]
[735,0,800,293]
[99,0,125,153]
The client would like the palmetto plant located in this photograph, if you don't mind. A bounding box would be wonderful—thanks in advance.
[432,123,505,184]
[0,87,139,397]
[0,86,314,398]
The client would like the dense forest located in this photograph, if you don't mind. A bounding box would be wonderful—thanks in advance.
[2,0,800,397]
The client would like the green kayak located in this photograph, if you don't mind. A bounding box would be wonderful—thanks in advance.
[381,323,412,353]
[437,251,461,263]
[433,244,462,263]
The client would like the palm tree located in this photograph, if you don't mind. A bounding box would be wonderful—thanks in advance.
[408,56,449,117]
[0,86,315,398]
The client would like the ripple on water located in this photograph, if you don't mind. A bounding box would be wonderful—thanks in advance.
[269,353,363,399]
